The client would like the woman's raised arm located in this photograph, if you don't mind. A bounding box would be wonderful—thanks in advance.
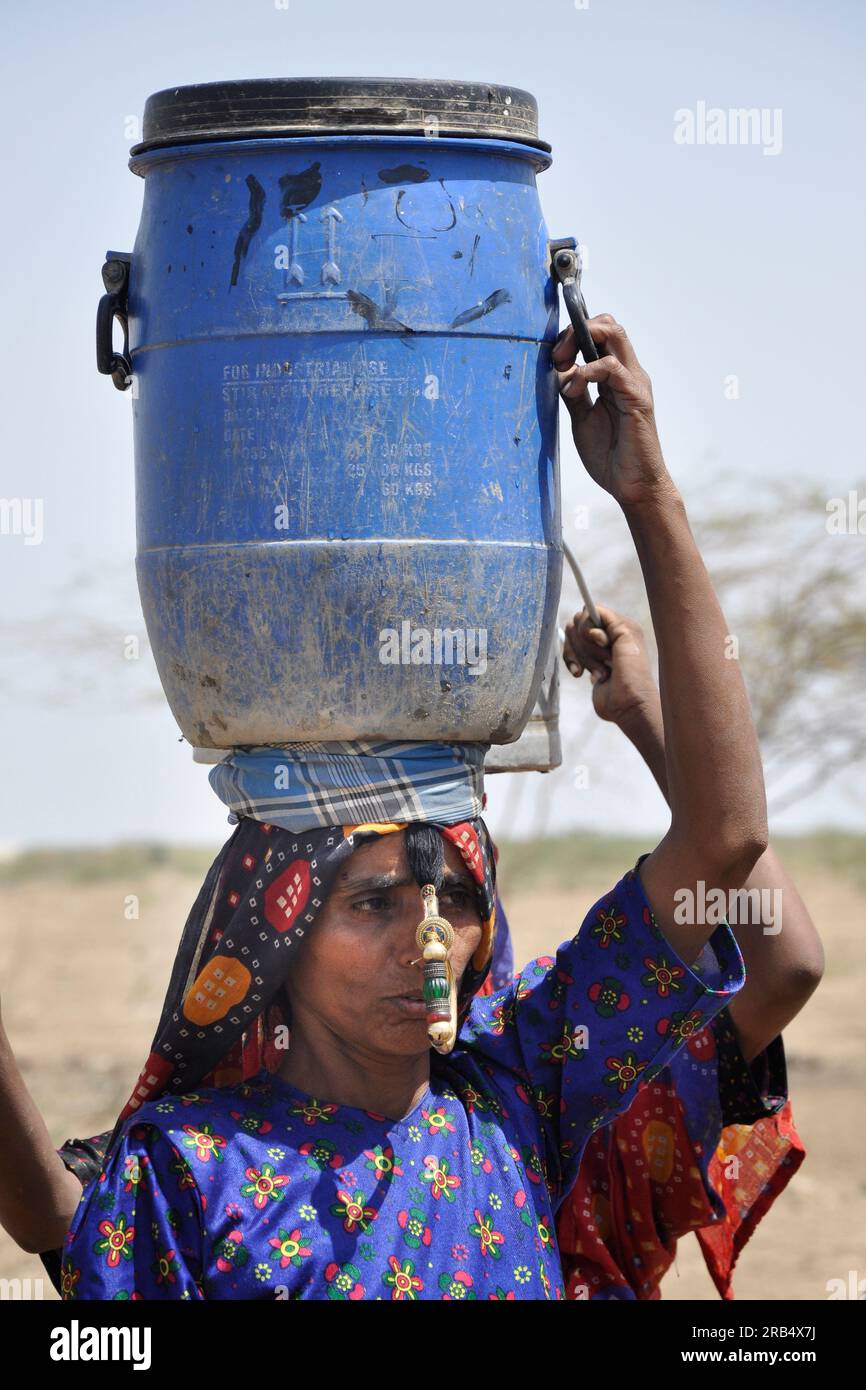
[555,315,769,964]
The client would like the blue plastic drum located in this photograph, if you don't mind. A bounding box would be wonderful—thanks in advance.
[98,79,565,752]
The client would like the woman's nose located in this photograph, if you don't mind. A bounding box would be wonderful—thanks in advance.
[396,905,424,968]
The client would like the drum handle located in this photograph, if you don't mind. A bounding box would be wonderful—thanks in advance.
[96,251,132,391]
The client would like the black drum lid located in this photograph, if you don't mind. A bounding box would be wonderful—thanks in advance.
[130,76,549,155]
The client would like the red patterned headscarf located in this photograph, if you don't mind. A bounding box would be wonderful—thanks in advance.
[113,815,498,1144]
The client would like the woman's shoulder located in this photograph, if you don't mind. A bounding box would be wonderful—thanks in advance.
[111,1070,281,1151]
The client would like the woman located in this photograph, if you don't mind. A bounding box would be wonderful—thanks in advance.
[3,314,812,1298]
[1,602,818,1299]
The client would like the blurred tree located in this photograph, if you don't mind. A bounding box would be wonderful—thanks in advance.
[0,559,162,710]
[558,474,866,813]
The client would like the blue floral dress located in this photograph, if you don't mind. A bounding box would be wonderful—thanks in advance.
[60,862,745,1301]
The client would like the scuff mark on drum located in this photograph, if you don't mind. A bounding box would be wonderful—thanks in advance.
[378,163,430,184]
[468,233,481,276]
[230,175,266,288]
[488,713,513,742]
[436,179,458,230]
[449,288,511,329]
[347,289,415,333]
[279,161,323,218]
[394,178,457,233]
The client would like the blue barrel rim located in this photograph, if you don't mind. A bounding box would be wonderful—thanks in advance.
[129,133,553,179]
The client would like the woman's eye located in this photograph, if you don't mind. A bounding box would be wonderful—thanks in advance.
[442,888,473,911]
[350,888,475,917]
[352,895,392,914]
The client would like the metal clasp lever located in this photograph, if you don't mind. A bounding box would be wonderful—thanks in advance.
[549,236,598,364]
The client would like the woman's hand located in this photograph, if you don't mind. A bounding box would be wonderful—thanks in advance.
[562,603,658,727]
[553,315,675,509]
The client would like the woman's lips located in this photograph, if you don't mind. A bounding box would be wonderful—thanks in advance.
[388,995,428,1018]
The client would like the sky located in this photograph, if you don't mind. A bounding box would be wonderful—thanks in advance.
[1,0,864,850]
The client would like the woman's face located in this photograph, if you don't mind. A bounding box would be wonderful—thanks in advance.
[284,830,484,1059]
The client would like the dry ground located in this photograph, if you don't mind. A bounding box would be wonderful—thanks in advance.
[0,845,863,1301]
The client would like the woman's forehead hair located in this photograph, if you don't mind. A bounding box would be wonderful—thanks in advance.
[336,867,476,894]
[335,830,476,891]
